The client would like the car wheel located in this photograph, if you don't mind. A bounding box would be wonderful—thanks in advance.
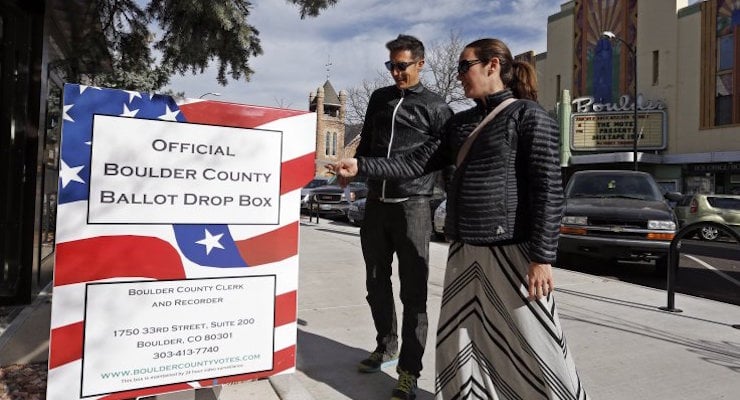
[699,224,720,241]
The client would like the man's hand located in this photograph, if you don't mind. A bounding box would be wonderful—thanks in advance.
[527,262,554,301]
[327,158,359,178]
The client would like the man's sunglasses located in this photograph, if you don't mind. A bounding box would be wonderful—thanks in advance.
[457,59,483,75]
[385,60,418,72]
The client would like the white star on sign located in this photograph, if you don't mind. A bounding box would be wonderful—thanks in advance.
[195,229,224,255]
[79,85,102,94]
[124,90,142,103]
[158,104,180,121]
[59,160,85,188]
[120,104,139,117]
[63,104,74,122]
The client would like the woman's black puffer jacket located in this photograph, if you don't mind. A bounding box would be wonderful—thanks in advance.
[356,89,564,264]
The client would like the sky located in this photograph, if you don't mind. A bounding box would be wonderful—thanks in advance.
[164,0,703,110]
[164,0,568,109]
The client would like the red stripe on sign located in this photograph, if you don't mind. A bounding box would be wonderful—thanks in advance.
[275,291,297,327]
[281,153,317,195]
[179,101,308,128]
[54,236,185,286]
[272,345,297,375]
[48,322,84,369]
[235,222,298,266]
[199,345,297,386]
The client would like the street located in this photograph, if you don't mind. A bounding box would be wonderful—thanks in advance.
[322,216,740,306]
[556,239,740,306]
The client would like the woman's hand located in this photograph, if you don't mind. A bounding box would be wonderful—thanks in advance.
[527,262,554,300]
[327,158,359,178]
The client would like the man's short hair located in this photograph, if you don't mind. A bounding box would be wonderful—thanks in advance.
[386,34,425,60]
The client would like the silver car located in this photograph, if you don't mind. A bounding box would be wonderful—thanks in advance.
[674,194,740,241]
[433,200,446,240]
[347,197,366,226]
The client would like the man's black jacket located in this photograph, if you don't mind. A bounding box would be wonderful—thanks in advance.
[355,83,452,199]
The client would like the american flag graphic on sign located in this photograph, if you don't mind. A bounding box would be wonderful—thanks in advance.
[48,84,315,400]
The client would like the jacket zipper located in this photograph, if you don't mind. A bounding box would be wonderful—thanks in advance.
[382,93,405,199]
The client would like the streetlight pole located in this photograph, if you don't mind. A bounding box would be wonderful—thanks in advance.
[199,92,221,99]
[603,31,638,171]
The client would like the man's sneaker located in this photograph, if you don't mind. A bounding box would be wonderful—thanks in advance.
[357,350,398,373]
[390,368,417,400]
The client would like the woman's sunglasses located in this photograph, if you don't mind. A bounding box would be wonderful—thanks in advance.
[457,59,483,75]
[385,60,418,72]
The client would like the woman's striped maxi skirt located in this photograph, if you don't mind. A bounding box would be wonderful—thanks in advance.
[435,242,588,400]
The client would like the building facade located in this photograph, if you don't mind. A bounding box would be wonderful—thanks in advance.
[1,0,110,304]
[309,80,347,178]
[537,0,739,195]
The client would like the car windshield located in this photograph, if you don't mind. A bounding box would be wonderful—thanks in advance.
[566,174,663,201]
[305,178,329,188]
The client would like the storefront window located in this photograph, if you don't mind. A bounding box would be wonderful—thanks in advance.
[730,175,740,194]
[685,176,715,194]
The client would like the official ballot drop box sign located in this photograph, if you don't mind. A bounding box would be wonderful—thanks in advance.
[48,84,316,399]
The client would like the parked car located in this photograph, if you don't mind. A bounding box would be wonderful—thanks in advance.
[433,199,446,240]
[429,185,446,222]
[347,197,366,226]
[674,194,740,241]
[310,180,368,218]
[300,177,330,211]
[557,170,682,271]
[346,186,446,232]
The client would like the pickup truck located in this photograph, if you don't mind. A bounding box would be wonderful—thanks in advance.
[309,180,368,218]
[557,170,682,272]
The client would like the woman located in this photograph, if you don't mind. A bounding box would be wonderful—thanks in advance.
[332,38,587,400]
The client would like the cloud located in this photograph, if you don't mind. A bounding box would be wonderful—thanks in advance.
[165,0,565,110]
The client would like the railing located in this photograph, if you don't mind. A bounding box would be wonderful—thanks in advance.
[659,221,740,320]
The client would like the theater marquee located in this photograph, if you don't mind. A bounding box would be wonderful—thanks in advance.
[570,95,667,151]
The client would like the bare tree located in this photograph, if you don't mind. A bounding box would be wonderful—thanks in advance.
[345,70,393,125]
[423,31,473,111]
[273,97,294,109]
[344,31,472,126]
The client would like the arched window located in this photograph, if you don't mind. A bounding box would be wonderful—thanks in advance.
[332,132,338,156]
[325,132,331,156]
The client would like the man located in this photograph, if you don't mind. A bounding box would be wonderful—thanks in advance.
[353,34,452,400]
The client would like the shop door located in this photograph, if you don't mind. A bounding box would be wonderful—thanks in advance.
[0,2,32,303]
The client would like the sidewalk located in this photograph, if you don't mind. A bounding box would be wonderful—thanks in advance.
[2,216,740,399]
[294,218,740,400]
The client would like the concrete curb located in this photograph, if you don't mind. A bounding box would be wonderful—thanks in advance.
[0,285,52,366]
[268,374,315,400]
